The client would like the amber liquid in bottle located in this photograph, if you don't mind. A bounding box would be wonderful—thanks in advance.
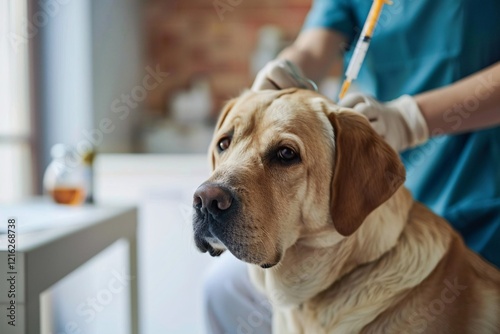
[51,187,85,205]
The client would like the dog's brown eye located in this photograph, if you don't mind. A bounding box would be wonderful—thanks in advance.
[277,147,297,161]
[218,137,231,151]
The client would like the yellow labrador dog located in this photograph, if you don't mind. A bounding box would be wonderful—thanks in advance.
[192,88,500,334]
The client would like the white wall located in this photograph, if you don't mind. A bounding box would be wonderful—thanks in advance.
[39,0,144,175]
[39,0,93,170]
[90,0,144,153]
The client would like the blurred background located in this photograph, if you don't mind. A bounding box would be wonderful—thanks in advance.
[1,0,342,333]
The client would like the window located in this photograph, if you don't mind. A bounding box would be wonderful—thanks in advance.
[0,0,33,202]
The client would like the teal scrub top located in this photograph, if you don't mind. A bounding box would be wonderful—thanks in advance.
[303,0,500,267]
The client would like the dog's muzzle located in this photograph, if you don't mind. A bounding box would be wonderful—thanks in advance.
[192,182,236,256]
[192,182,281,268]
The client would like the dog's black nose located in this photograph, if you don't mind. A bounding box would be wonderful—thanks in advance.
[193,183,233,215]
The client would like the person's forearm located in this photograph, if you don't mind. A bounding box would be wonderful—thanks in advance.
[277,28,347,84]
[415,62,500,136]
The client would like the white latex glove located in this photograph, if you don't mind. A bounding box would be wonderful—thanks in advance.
[251,59,318,91]
[339,93,429,152]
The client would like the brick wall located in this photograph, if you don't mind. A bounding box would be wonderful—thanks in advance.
[144,0,314,116]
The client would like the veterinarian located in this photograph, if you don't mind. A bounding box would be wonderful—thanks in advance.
[203,0,500,332]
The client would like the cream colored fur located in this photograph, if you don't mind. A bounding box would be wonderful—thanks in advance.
[249,187,454,333]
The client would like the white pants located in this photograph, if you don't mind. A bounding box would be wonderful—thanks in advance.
[203,253,272,334]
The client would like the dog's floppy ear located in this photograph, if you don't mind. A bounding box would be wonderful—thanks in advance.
[327,109,406,236]
[210,98,237,170]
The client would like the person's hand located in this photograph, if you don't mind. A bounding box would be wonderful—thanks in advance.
[251,59,318,91]
[339,93,429,152]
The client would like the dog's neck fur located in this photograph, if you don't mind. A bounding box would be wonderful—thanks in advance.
[248,187,451,332]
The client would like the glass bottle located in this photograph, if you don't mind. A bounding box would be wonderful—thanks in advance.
[43,144,87,205]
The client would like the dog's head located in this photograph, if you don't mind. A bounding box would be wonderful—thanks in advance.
[192,89,405,268]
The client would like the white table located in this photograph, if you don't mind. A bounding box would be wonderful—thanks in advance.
[0,200,138,334]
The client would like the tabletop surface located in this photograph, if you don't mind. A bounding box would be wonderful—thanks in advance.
[0,198,135,251]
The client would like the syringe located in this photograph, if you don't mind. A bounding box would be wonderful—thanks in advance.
[338,0,392,100]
